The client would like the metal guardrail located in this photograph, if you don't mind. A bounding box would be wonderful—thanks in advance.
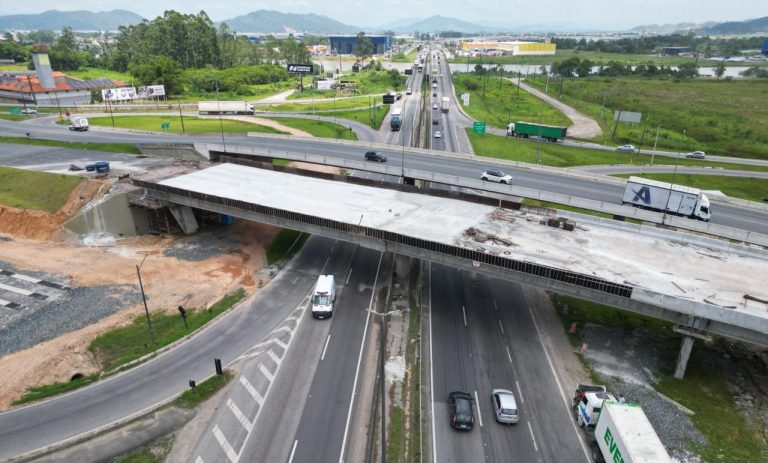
[133,179,633,299]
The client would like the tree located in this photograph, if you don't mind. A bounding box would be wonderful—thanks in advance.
[714,59,726,80]
[48,27,83,71]
[677,62,698,79]
[354,32,375,62]
[129,55,183,95]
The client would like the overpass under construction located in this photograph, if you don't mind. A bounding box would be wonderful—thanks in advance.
[135,163,768,378]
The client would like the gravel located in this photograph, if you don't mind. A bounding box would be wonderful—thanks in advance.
[163,228,241,261]
[580,324,707,460]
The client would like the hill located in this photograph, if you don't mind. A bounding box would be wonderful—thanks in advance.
[699,16,768,35]
[390,15,494,34]
[0,9,143,31]
[219,10,359,34]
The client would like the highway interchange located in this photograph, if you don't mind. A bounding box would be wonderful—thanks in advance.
[0,47,766,463]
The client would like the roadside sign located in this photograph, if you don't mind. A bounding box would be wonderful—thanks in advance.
[9,108,21,115]
[161,122,170,130]
[287,63,313,74]
[472,121,486,134]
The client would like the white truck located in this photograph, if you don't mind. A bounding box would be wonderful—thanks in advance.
[68,116,89,131]
[573,385,671,463]
[440,96,450,113]
[198,101,254,115]
[622,176,711,221]
[311,275,336,319]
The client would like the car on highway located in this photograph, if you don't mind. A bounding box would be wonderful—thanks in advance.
[406,87,412,95]
[433,92,437,97]
[491,389,519,424]
[616,144,637,153]
[432,104,438,110]
[481,169,513,184]
[433,131,442,138]
[364,151,387,162]
[449,391,475,430]
[433,119,439,125]
[686,150,706,159]
[21,108,38,115]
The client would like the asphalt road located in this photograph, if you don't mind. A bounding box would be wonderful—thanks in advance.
[0,236,337,461]
[429,263,588,463]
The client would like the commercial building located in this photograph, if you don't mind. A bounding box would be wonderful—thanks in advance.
[459,40,556,56]
[762,39,768,55]
[328,35,392,55]
[661,47,691,56]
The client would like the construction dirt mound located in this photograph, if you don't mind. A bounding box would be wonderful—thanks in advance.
[0,179,105,241]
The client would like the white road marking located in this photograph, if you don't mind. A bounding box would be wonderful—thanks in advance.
[474,390,483,427]
[288,440,298,463]
[267,349,281,366]
[346,267,353,284]
[212,424,238,463]
[515,380,524,404]
[271,326,292,336]
[259,363,274,382]
[523,291,592,462]
[493,298,498,311]
[273,338,288,350]
[227,398,253,432]
[527,421,539,452]
[462,305,467,326]
[498,319,505,334]
[338,252,383,463]
[0,283,32,296]
[429,265,437,463]
[239,376,264,406]
[321,334,331,361]
[195,456,205,463]
[11,273,41,284]
[506,346,513,364]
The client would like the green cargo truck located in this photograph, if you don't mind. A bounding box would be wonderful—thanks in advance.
[506,121,567,142]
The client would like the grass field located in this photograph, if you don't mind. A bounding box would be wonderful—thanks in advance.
[613,173,768,202]
[265,96,375,112]
[467,130,768,172]
[67,67,134,82]
[453,74,571,129]
[0,136,141,154]
[0,166,83,212]
[87,116,286,135]
[265,117,358,140]
[316,106,389,130]
[286,69,405,100]
[525,77,768,159]
[449,50,757,67]
[175,371,233,409]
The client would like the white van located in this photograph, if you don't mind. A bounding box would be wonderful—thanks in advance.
[69,116,89,131]
[311,275,335,319]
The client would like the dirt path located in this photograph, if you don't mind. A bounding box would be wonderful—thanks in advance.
[506,77,603,139]
[256,89,296,104]
[219,116,313,137]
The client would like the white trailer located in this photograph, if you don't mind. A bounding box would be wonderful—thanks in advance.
[441,96,450,113]
[594,402,672,463]
[68,116,89,131]
[198,101,254,115]
[622,176,711,221]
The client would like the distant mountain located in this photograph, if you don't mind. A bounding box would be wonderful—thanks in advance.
[0,9,143,31]
[389,15,494,34]
[375,17,423,31]
[220,10,359,34]
[630,21,716,34]
[699,16,768,35]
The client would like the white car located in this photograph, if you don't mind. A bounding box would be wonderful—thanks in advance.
[433,131,442,138]
[686,150,706,159]
[616,144,637,153]
[21,108,38,115]
[432,104,438,110]
[481,169,513,184]
[491,389,519,424]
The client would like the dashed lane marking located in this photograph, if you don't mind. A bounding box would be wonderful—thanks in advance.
[212,424,238,463]
[267,349,281,366]
[240,375,264,406]
[259,363,275,382]
[227,398,254,432]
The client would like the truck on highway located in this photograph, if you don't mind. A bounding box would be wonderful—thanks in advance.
[311,275,336,319]
[390,107,403,131]
[574,385,671,463]
[622,176,711,221]
[441,96,450,113]
[506,121,567,142]
[198,101,255,115]
[68,116,89,131]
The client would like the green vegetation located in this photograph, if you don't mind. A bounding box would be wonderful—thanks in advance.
[67,67,133,82]
[614,173,768,203]
[13,374,100,405]
[111,435,175,463]
[267,230,310,265]
[87,116,286,135]
[0,136,141,154]
[390,49,419,63]
[454,74,571,129]
[0,64,27,71]
[90,289,246,372]
[266,117,358,140]
[387,403,405,461]
[656,354,766,462]
[523,199,642,224]
[265,96,374,112]
[406,304,423,462]
[315,107,389,130]
[175,371,233,409]
[525,77,768,159]
[467,130,768,172]
[0,166,83,213]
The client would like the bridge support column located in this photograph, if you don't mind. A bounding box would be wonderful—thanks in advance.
[168,205,199,235]
[674,335,695,379]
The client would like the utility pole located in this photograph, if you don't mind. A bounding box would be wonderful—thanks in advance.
[136,254,156,346]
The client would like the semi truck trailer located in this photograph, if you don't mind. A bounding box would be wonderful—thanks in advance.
[440,96,450,113]
[390,107,402,131]
[506,121,567,142]
[622,176,711,221]
[198,101,255,115]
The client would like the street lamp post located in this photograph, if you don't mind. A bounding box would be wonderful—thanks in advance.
[213,80,226,152]
[136,254,156,346]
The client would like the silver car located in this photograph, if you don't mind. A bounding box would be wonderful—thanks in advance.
[481,169,513,184]
[686,150,706,159]
[491,389,519,424]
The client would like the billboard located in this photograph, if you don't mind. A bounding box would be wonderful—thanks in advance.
[136,85,166,98]
[315,80,334,90]
[102,87,136,101]
[287,63,313,74]
[614,110,642,123]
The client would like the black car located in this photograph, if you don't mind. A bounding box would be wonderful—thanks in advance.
[432,119,439,125]
[449,391,475,430]
[365,151,387,162]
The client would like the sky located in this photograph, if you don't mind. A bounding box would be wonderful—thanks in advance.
[1,1,766,29]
